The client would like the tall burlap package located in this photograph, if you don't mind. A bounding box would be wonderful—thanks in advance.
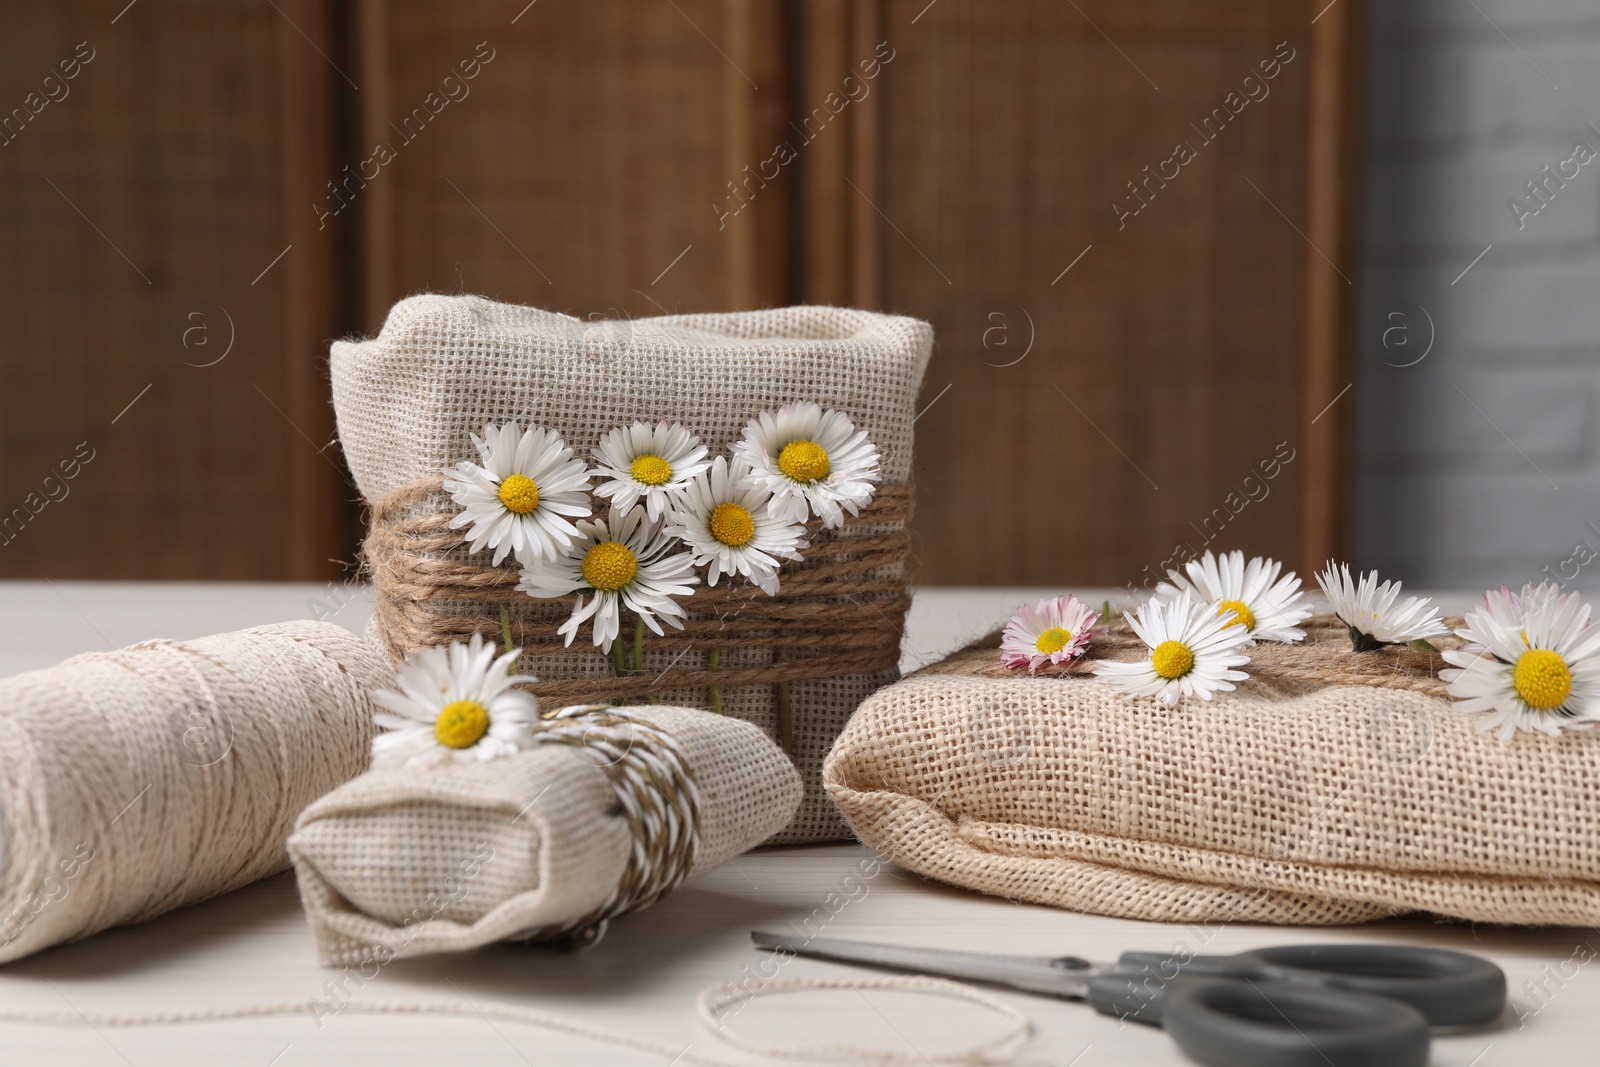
[290,705,800,965]
[331,295,931,843]
[826,615,1600,926]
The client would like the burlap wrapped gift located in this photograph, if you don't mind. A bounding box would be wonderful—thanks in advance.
[290,705,800,965]
[826,614,1600,926]
[331,295,931,843]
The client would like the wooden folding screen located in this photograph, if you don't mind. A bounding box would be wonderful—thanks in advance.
[0,0,1357,585]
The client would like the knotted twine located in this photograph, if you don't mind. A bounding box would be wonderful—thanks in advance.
[0,621,387,965]
[510,704,702,946]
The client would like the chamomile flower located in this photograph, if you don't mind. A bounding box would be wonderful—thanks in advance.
[1315,562,1448,651]
[1155,550,1312,644]
[443,423,593,566]
[1459,582,1571,655]
[666,456,806,595]
[1094,591,1252,705]
[1001,595,1098,672]
[591,420,711,522]
[1440,592,1600,740]
[732,402,880,529]
[369,633,538,767]
[516,506,699,652]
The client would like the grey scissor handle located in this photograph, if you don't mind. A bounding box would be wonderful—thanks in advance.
[1157,978,1429,1067]
[1117,943,1506,1027]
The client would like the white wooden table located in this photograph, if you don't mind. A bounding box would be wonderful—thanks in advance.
[0,583,1591,1066]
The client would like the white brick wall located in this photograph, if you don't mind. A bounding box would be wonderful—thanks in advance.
[1353,1,1600,593]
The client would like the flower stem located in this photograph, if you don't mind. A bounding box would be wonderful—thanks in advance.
[498,603,517,673]
[612,628,628,677]
[1349,626,1383,653]
[707,647,723,715]
[772,647,792,754]
[634,614,656,704]
[1408,638,1440,653]
[777,681,793,756]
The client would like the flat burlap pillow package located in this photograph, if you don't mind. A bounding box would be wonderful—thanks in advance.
[290,705,800,965]
[331,295,931,843]
[826,615,1600,926]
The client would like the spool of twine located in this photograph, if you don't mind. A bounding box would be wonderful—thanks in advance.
[0,620,389,964]
[362,476,914,703]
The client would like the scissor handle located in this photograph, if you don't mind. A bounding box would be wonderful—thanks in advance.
[1161,978,1430,1067]
[1118,943,1506,1027]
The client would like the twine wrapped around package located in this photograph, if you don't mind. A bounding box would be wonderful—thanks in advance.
[330,295,932,843]
[289,704,800,965]
[826,614,1600,926]
[0,621,387,964]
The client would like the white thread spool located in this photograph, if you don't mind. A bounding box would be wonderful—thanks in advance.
[0,621,388,964]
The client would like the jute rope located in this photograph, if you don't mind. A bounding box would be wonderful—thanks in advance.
[0,974,1035,1066]
[363,477,913,703]
[923,613,1461,698]
[515,705,701,946]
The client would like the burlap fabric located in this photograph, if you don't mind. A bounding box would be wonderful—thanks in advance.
[290,705,800,966]
[330,295,931,843]
[826,614,1600,926]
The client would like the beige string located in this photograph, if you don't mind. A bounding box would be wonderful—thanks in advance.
[697,976,1035,1064]
[0,975,1035,1067]
[515,704,702,946]
[0,622,386,965]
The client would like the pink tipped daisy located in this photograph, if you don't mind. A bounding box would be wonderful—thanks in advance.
[1001,595,1098,672]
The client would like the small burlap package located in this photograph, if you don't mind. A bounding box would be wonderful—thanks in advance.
[331,295,931,843]
[826,615,1600,926]
[289,705,799,964]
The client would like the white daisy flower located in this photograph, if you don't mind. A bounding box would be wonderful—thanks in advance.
[1459,582,1571,655]
[516,506,699,652]
[1315,562,1448,651]
[443,423,593,566]
[1001,595,1098,672]
[732,402,881,529]
[666,456,806,595]
[369,633,538,767]
[591,420,711,522]
[1155,550,1312,644]
[1481,582,1568,633]
[1441,592,1600,740]
[1093,590,1252,705]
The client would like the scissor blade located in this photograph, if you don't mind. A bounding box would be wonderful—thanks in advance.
[751,930,1097,999]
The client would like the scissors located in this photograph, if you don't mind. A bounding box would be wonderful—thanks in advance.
[751,931,1506,1067]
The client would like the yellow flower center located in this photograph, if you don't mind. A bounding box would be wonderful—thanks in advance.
[1035,627,1072,655]
[1217,599,1256,632]
[1151,640,1195,680]
[1513,648,1573,710]
[709,502,756,546]
[497,473,540,514]
[777,439,831,483]
[581,540,638,592]
[630,454,673,487]
[434,699,490,749]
